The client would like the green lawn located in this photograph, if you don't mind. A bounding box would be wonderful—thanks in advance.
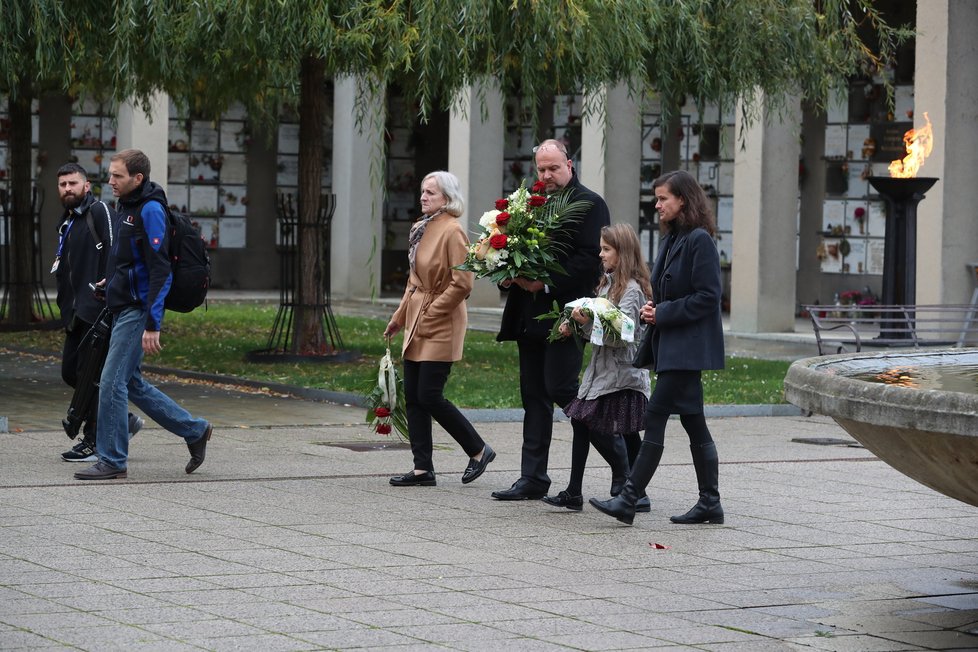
[2,302,789,408]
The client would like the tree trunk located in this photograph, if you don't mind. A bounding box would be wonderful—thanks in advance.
[293,55,330,355]
[4,76,36,325]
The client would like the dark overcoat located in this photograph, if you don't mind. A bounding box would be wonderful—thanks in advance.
[650,227,725,372]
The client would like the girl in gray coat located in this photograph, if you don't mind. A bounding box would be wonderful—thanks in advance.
[542,224,652,511]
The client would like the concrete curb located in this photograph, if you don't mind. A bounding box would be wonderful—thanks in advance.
[140,364,805,422]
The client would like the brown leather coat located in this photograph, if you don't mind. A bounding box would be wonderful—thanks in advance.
[391,213,474,362]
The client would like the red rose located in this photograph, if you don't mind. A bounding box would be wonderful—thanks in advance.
[495,198,508,210]
[489,233,508,249]
[495,212,510,226]
[528,195,547,207]
[532,181,546,193]
[376,423,392,435]
[374,407,391,418]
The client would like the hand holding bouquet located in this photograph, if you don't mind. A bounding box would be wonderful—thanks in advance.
[456,180,592,286]
[537,297,635,345]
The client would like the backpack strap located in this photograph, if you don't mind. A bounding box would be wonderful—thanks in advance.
[84,212,103,250]
[84,201,113,250]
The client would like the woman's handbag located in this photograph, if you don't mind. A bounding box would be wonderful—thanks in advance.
[631,324,655,369]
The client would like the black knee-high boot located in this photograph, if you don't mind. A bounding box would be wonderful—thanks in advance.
[589,441,664,525]
[589,434,630,496]
[618,431,651,512]
[670,442,724,524]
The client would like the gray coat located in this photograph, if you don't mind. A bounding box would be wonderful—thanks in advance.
[576,278,651,401]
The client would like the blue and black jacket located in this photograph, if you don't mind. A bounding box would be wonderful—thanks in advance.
[105,180,171,331]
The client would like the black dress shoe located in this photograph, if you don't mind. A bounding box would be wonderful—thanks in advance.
[461,444,496,484]
[541,490,583,511]
[491,480,547,500]
[186,424,213,474]
[389,470,436,486]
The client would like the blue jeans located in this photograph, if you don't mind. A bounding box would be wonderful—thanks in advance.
[96,306,208,469]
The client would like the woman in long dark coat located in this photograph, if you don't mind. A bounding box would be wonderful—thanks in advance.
[590,170,725,526]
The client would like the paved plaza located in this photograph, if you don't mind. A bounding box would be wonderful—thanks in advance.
[1,338,977,650]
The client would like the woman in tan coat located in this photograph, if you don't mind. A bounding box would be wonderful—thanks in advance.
[384,171,495,487]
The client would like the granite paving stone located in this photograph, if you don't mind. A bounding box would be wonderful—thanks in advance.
[2,348,977,651]
[784,633,929,652]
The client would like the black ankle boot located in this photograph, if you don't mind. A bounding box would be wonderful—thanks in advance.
[670,442,724,524]
[590,441,664,525]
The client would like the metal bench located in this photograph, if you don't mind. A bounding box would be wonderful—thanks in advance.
[802,303,978,355]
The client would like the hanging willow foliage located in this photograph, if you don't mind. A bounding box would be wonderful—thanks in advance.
[0,0,912,331]
[0,0,912,122]
[20,0,904,128]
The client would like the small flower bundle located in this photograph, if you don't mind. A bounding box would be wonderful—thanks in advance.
[364,340,408,442]
[456,180,592,286]
[537,297,635,345]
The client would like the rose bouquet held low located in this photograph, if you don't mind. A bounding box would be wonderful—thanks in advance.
[456,181,592,286]
[536,297,636,345]
[363,339,409,442]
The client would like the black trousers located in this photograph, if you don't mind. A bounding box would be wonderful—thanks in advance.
[516,335,584,489]
[62,318,98,441]
[404,360,484,473]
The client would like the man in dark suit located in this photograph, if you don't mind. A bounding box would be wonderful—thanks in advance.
[491,139,610,500]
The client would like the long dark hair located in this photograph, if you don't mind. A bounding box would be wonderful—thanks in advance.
[653,170,715,236]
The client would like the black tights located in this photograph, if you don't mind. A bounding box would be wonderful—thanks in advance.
[565,421,641,496]
[643,411,714,447]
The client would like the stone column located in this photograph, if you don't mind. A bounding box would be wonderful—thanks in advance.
[330,75,385,300]
[242,124,279,289]
[914,0,978,304]
[448,83,505,308]
[796,102,828,306]
[729,93,802,333]
[580,84,642,230]
[115,92,169,192]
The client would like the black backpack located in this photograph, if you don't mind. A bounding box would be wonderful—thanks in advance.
[164,210,210,312]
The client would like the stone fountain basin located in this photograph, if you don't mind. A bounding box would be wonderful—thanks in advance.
[784,349,978,507]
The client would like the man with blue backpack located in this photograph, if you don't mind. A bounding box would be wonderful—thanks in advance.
[74,149,213,480]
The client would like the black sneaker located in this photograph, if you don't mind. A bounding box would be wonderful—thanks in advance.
[62,440,97,463]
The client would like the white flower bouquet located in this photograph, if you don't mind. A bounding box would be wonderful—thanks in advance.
[537,297,635,345]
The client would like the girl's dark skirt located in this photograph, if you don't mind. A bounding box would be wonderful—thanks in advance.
[648,369,704,415]
[563,389,648,435]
